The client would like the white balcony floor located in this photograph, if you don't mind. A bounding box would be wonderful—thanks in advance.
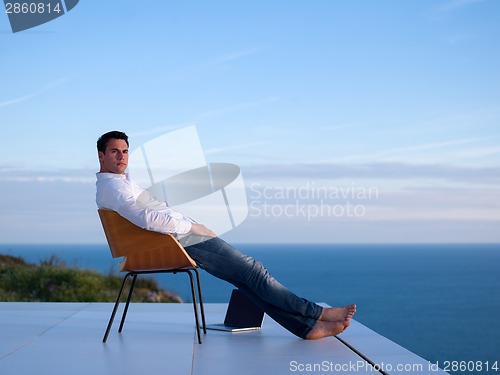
[0,302,448,375]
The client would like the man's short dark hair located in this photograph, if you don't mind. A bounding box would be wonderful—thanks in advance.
[97,131,129,153]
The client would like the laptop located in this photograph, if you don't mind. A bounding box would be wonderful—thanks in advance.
[206,289,265,332]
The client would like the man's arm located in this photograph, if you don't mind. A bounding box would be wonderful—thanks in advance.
[97,176,217,237]
[189,223,217,238]
[97,177,193,235]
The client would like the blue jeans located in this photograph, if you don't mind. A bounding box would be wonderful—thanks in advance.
[184,236,323,338]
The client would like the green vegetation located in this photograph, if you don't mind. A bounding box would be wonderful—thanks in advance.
[0,254,181,303]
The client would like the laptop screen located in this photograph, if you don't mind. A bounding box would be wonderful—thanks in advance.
[224,289,265,328]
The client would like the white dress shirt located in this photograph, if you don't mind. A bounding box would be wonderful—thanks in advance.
[96,172,193,235]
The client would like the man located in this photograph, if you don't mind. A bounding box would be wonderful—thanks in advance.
[96,131,355,339]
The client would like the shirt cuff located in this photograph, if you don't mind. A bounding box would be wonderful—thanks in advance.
[176,219,192,235]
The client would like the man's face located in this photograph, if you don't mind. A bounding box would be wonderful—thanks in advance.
[98,138,129,174]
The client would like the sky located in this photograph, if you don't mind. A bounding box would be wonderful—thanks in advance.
[0,0,499,244]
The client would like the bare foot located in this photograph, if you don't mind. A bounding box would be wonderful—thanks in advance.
[305,319,350,340]
[319,304,356,322]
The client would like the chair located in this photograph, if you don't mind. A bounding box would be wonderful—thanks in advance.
[98,209,206,343]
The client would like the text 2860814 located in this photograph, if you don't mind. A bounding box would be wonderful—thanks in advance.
[5,2,62,14]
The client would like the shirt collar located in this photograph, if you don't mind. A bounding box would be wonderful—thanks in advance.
[96,172,128,181]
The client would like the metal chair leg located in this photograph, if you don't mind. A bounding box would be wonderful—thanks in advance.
[119,273,137,333]
[103,268,205,344]
[103,272,133,342]
[186,270,202,344]
[194,268,207,334]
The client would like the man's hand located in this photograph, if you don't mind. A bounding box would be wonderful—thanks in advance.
[190,223,217,238]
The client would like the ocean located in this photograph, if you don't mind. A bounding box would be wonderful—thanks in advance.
[1,243,499,375]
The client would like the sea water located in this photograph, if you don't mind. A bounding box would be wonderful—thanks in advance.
[1,243,499,375]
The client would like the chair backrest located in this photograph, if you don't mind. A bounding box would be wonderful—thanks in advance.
[98,209,197,271]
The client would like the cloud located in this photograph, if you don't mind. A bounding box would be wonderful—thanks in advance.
[197,96,280,119]
[320,137,490,164]
[0,77,68,109]
[390,138,483,152]
[242,161,500,185]
[435,0,484,13]
[0,176,95,183]
[176,47,263,77]
[319,123,358,131]
[0,166,94,184]
[455,146,500,158]
[0,92,39,109]
[214,48,262,64]
[127,123,194,138]
[444,33,471,45]
[204,141,267,156]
